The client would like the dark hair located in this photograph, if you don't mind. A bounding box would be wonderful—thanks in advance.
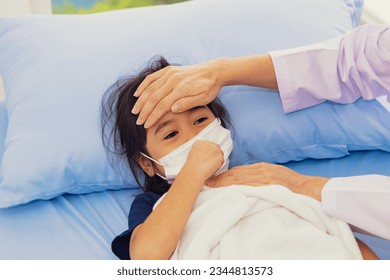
[101,56,232,194]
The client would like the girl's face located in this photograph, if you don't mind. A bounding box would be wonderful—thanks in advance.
[139,106,216,177]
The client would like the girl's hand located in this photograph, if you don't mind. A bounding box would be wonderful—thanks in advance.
[132,61,223,129]
[206,162,329,201]
[130,140,223,260]
[182,140,224,183]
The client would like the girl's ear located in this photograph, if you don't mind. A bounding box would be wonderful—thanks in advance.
[137,154,156,177]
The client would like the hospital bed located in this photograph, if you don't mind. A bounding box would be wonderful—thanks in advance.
[1,0,390,259]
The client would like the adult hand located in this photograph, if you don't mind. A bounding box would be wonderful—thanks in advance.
[132,54,278,128]
[132,60,223,129]
[206,162,329,201]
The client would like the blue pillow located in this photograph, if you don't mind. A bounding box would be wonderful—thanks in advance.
[222,87,390,166]
[0,0,364,207]
[0,102,7,162]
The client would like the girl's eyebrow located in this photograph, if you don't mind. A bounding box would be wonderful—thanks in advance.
[154,106,206,136]
[189,106,207,113]
[154,119,173,136]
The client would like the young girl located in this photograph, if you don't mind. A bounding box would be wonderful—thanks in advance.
[101,57,378,260]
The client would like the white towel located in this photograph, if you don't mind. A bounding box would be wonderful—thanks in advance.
[155,185,362,260]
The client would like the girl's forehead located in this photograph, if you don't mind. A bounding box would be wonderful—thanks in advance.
[153,106,211,124]
[146,106,214,134]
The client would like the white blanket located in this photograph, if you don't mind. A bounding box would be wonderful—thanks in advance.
[156,185,362,260]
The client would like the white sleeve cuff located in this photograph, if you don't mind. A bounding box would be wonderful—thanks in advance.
[322,175,390,240]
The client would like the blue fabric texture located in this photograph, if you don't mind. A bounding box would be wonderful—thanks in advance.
[0,0,365,207]
[0,102,7,162]
[223,87,390,166]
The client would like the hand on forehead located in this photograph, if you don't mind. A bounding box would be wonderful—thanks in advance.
[132,62,222,129]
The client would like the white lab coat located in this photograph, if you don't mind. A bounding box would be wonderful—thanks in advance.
[323,175,390,240]
[270,24,390,240]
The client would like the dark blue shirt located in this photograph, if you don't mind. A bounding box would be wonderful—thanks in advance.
[111,191,162,260]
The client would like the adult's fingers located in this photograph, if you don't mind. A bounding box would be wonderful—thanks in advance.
[133,67,168,98]
[135,82,174,126]
[205,163,278,188]
[171,90,215,113]
[143,92,184,129]
[132,78,168,117]
[170,93,210,113]
[142,89,213,129]
[132,62,222,127]
[206,166,246,187]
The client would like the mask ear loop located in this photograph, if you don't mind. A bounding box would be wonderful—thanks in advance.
[139,152,168,181]
[139,152,162,165]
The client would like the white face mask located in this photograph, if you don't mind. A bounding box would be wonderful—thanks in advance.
[140,118,233,184]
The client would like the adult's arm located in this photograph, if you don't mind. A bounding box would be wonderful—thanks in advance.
[207,163,390,240]
[269,24,390,240]
[133,24,390,128]
[132,54,278,128]
[270,24,390,113]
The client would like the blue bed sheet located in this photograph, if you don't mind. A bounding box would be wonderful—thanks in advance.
[0,188,139,259]
[0,102,389,259]
[0,101,6,162]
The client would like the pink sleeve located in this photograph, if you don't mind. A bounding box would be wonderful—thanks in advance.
[269,24,390,113]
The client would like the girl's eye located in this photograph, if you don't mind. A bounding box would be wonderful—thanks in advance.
[164,131,178,140]
[194,117,208,125]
